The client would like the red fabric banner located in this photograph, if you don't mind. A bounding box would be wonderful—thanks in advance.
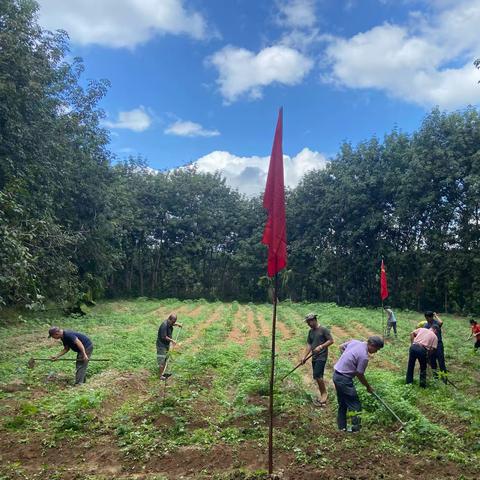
[380,259,389,301]
[262,108,287,277]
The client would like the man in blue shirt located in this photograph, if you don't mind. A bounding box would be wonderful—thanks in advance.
[48,327,93,385]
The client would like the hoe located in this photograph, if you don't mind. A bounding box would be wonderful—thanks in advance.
[27,357,110,369]
[371,391,406,432]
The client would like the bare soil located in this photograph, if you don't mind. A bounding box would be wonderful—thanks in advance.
[276,321,291,340]
[256,310,271,338]
[228,308,247,344]
[351,321,380,339]
[245,307,260,358]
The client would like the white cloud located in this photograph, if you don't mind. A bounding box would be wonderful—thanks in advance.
[323,0,480,109]
[37,0,209,48]
[209,45,314,103]
[193,148,328,196]
[104,107,152,132]
[279,28,322,51]
[165,120,220,137]
[274,0,323,52]
[275,0,317,29]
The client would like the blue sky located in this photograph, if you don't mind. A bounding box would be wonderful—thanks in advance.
[38,0,480,195]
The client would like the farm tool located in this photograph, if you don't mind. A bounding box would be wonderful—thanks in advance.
[162,326,183,379]
[279,352,313,382]
[279,347,328,382]
[161,326,183,400]
[427,364,459,389]
[445,377,459,389]
[371,391,406,432]
[27,357,110,369]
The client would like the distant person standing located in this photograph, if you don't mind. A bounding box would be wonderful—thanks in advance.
[406,326,438,388]
[384,307,397,338]
[48,327,93,385]
[332,336,384,432]
[468,319,480,351]
[423,311,447,382]
[157,313,182,379]
[300,313,334,407]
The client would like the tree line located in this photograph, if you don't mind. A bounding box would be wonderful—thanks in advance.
[1,0,479,314]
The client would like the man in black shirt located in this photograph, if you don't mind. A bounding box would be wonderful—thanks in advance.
[301,313,334,406]
[157,313,182,379]
[424,311,447,383]
[48,327,93,385]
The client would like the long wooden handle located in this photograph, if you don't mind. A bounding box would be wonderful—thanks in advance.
[31,358,110,362]
[280,352,314,382]
[372,392,405,425]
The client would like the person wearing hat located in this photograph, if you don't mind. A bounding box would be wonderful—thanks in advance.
[48,327,93,385]
[300,313,334,407]
[332,336,384,432]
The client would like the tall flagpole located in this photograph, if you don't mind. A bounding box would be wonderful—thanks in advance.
[261,108,286,476]
[268,271,278,474]
[380,258,388,340]
[381,257,385,340]
[382,299,385,341]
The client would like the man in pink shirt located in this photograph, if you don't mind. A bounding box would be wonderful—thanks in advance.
[406,325,438,388]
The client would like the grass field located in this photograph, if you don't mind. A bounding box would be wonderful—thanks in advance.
[0,299,479,479]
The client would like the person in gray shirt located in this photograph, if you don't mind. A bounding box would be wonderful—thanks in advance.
[301,313,334,407]
[384,306,397,338]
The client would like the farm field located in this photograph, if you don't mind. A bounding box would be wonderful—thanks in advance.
[0,299,479,480]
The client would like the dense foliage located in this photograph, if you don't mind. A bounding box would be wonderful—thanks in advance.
[1,0,480,313]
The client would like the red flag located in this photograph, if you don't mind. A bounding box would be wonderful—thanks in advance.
[262,108,287,277]
[380,259,389,301]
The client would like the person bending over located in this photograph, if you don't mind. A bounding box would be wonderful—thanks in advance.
[332,336,384,432]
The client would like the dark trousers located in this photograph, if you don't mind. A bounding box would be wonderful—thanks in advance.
[386,322,397,337]
[475,339,480,351]
[429,342,447,382]
[75,345,93,385]
[333,371,361,431]
[406,343,428,387]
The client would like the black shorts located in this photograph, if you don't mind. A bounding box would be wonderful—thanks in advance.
[312,358,327,379]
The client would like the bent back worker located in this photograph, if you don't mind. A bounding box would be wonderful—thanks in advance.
[406,326,438,388]
[468,319,480,351]
[333,336,384,432]
[157,313,182,380]
[424,311,447,383]
[301,313,334,407]
[384,307,397,338]
[48,327,93,385]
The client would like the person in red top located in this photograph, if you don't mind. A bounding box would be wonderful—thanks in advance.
[406,326,438,388]
[468,319,480,351]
